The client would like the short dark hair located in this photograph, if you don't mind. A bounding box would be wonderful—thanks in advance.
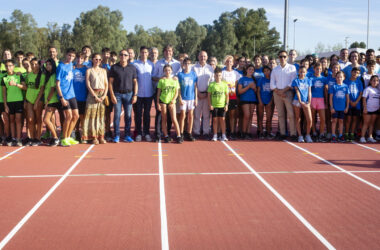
[140,46,148,52]
[277,50,288,56]
[351,67,360,72]
[14,50,24,57]
[313,62,322,68]
[4,59,14,65]
[163,64,172,71]
[163,45,173,53]
[183,57,192,64]
[340,48,348,53]
[110,51,117,57]
[366,60,376,66]
[101,47,111,54]
[299,66,307,71]
[82,45,92,51]
[66,48,76,55]
[91,53,101,60]
[214,67,222,74]
[243,64,254,76]
[366,49,375,55]
[262,65,271,72]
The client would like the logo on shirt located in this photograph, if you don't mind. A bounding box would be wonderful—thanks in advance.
[183,77,194,86]
[314,80,323,88]
[74,71,85,82]
[66,71,73,81]
[350,84,358,96]
[336,90,345,99]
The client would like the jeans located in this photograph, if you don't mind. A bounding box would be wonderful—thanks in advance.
[114,92,133,137]
[135,96,153,135]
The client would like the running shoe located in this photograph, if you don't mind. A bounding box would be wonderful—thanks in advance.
[318,134,327,143]
[6,137,13,147]
[298,136,305,143]
[124,136,134,143]
[349,133,355,141]
[338,135,345,142]
[145,134,152,142]
[135,134,142,142]
[212,134,218,141]
[221,134,228,141]
[113,136,120,143]
[331,136,337,143]
[176,136,183,144]
[164,136,171,143]
[185,133,196,142]
[367,137,377,143]
[61,138,71,147]
[49,138,60,147]
[305,135,313,143]
[16,139,23,147]
[68,137,79,145]
[105,131,113,142]
[41,131,51,140]
[359,137,366,143]
[23,137,32,146]
[31,139,39,146]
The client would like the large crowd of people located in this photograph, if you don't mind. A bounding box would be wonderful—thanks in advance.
[0,45,379,146]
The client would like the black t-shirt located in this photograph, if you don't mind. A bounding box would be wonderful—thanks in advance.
[109,63,137,93]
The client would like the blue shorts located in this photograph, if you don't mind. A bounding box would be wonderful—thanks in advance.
[332,111,345,119]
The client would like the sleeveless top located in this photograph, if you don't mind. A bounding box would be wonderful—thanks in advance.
[88,68,106,90]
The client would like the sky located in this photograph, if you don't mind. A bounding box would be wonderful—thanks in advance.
[1,0,379,54]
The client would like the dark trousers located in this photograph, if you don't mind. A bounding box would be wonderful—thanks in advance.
[135,96,153,135]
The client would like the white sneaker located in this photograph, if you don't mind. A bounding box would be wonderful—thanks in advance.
[305,135,313,143]
[298,136,305,143]
[360,137,366,143]
[221,134,228,141]
[145,134,152,142]
[368,137,377,143]
[212,134,218,141]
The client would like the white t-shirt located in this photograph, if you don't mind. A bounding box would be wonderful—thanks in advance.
[362,72,380,88]
[362,86,380,112]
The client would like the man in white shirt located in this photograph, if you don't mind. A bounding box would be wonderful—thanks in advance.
[338,48,351,70]
[270,50,297,139]
[192,51,214,137]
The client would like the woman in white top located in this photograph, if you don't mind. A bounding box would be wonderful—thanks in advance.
[360,75,379,143]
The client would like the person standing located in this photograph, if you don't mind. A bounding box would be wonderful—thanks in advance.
[192,51,214,138]
[133,46,154,142]
[109,50,138,143]
[270,50,297,140]
[338,48,351,70]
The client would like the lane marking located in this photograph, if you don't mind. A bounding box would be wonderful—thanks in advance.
[352,141,380,153]
[228,153,244,156]
[285,140,380,191]
[74,155,92,158]
[303,152,319,155]
[158,142,169,250]
[222,141,335,250]
[153,154,168,157]
[0,147,25,161]
[0,145,95,249]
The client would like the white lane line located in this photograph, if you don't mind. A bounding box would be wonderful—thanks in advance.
[285,140,380,191]
[0,147,25,161]
[110,111,124,128]
[158,142,169,250]
[352,141,380,153]
[222,141,335,250]
[0,145,95,249]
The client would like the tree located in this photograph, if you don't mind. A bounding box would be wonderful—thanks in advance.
[72,5,127,53]
[349,41,366,49]
[175,17,206,58]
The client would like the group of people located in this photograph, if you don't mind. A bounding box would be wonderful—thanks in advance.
[0,45,379,146]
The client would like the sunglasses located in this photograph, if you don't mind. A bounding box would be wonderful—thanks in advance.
[279,55,287,59]
[119,54,129,57]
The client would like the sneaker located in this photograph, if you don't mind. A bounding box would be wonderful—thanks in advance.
[359,137,366,143]
[49,138,60,147]
[68,137,79,145]
[368,137,377,143]
[113,136,120,143]
[326,133,332,140]
[11,138,17,146]
[16,139,23,147]
[164,136,171,143]
[145,134,152,142]
[31,139,40,146]
[338,135,345,142]
[305,135,313,143]
[61,138,71,147]
[221,134,228,141]
[375,135,380,141]
[229,133,236,140]
[186,133,196,142]
[155,136,161,142]
[344,133,350,141]
[23,137,32,146]
[244,133,251,140]
[105,132,113,142]
[331,136,337,143]
[349,133,355,141]
[290,135,298,142]
[176,136,183,144]
[298,136,305,143]
[212,134,218,141]
[124,136,134,143]
[259,133,265,139]
[318,134,327,143]
[135,134,142,142]
[41,131,51,140]
[6,137,13,147]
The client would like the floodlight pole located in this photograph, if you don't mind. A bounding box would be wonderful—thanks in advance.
[283,0,289,50]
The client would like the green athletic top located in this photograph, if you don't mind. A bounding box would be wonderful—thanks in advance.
[14,66,26,74]
[25,72,45,104]
[0,63,6,73]
[207,81,229,108]
[0,72,5,102]
[43,73,59,104]
[1,74,25,102]
[157,78,180,104]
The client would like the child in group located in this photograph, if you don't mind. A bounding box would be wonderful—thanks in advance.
[344,67,363,141]
[343,51,366,80]
[292,66,313,143]
[310,62,328,142]
[360,75,379,143]
[73,52,88,142]
[1,59,27,146]
[42,59,60,146]
[208,67,229,141]
[253,55,264,81]
[24,58,45,146]
[268,57,277,70]
[238,64,257,139]
[325,62,340,139]
[56,48,79,146]
[177,58,197,141]
[319,57,329,77]
[156,64,182,143]
[257,66,274,139]
[329,71,349,142]
[300,59,313,78]
[362,60,379,87]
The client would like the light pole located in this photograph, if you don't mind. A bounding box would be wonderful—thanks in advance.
[283,0,289,50]
[293,19,298,50]
[367,0,369,48]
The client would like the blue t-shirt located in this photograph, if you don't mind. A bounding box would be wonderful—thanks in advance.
[82,60,93,68]
[238,76,257,102]
[326,75,336,91]
[292,78,311,103]
[257,77,272,105]
[234,68,243,75]
[73,67,88,102]
[344,79,363,110]
[310,76,327,98]
[56,62,75,100]
[178,71,197,101]
[253,68,264,82]
[293,63,300,72]
[328,83,350,111]
[102,63,111,71]
[342,65,366,80]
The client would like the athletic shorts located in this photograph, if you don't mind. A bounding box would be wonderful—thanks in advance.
[228,99,238,110]
[180,100,195,112]
[311,97,325,110]
[61,97,78,111]
[7,101,24,114]
[292,99,301,108]
[332,111,345,119]
[367,110,379,115]
[347,107,361,116]
[211,107,226,118]
[77,101,86,115]
[0,103,4,113]
[47,102,61,109]
[240,101,257,105]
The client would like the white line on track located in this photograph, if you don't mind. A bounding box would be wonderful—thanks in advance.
[0,144,95,249]
[158,142,169,250]
[222,141,335,250]
[284,140,380,191]
[351,141,380,153]
[0,146,25,161]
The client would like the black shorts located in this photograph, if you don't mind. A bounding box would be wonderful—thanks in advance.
[0,103,4,113]
[7,101,24,114]
[332,111,345,119]
[240,101,257,105]
[61,97,78,111]
[211,108,226,118]
[159,100,170,105]
[347,108,361,116]
[77,101,86,115]
[228,99,238,110]
[47,102,61,109]
[367,110,379,115]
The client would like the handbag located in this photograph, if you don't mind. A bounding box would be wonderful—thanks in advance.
[104,96,109,106]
